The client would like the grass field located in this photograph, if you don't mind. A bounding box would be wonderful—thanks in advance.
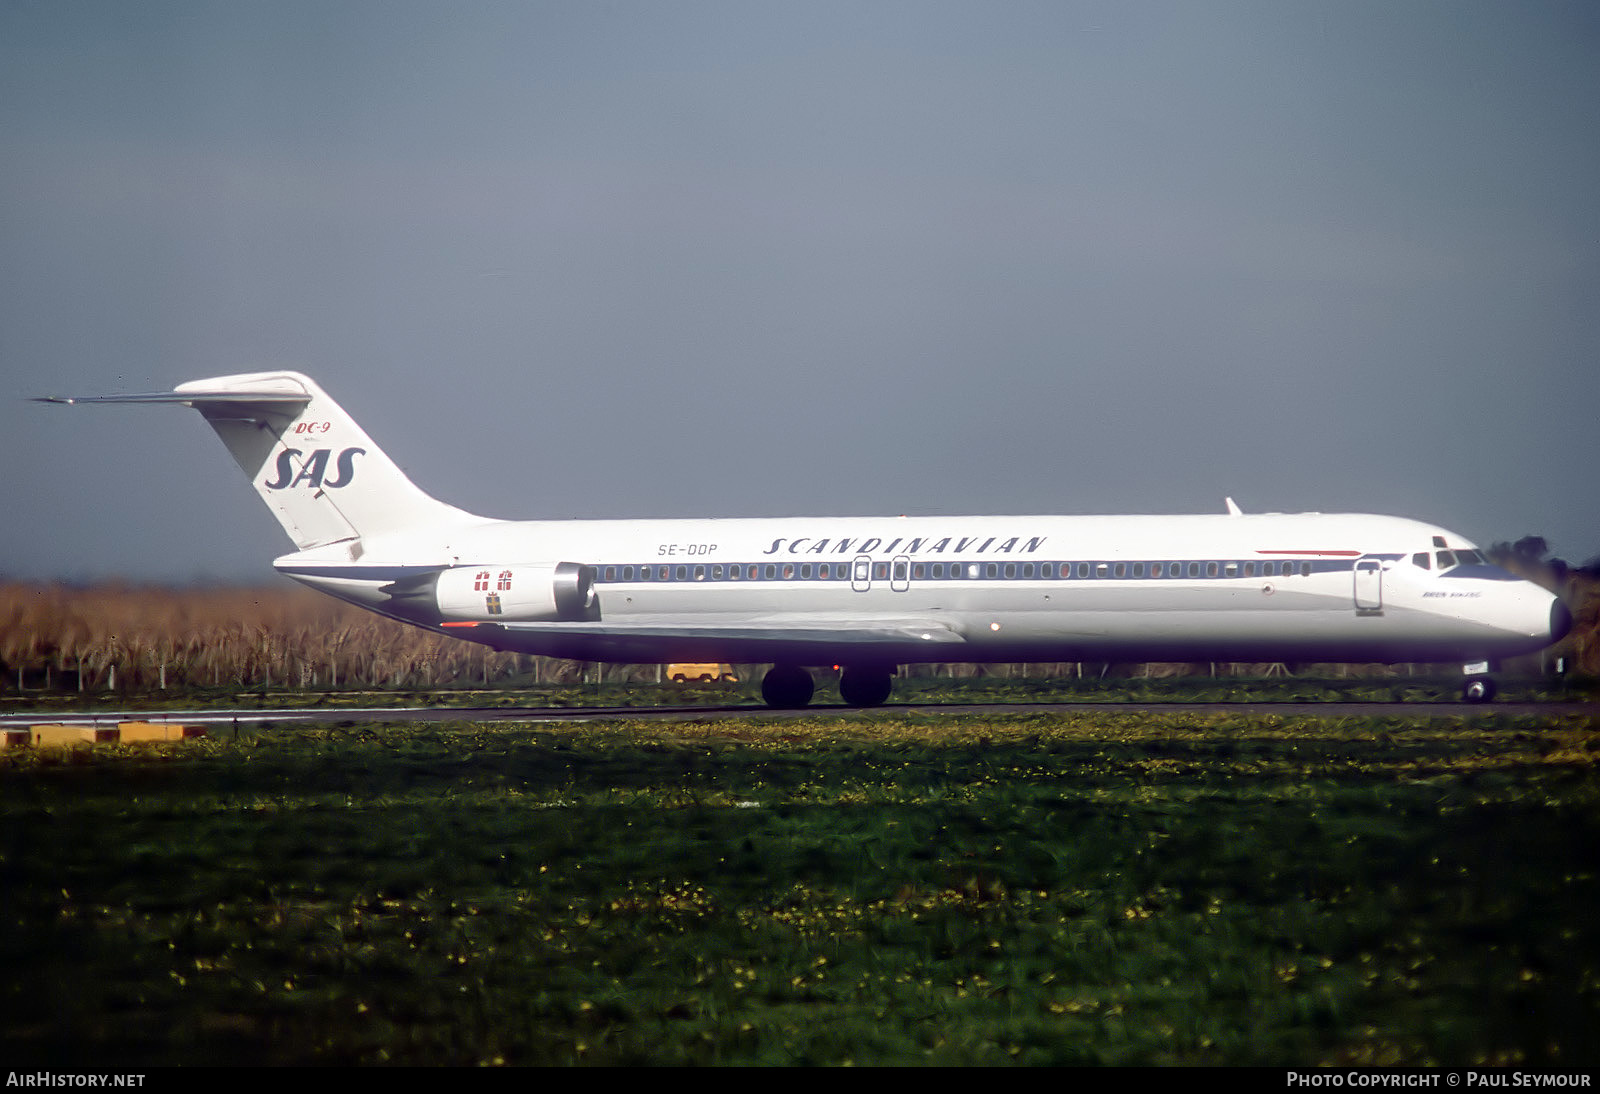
[3,707,1597,1066]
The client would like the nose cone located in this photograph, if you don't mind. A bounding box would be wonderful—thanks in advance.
[1491,583,1573,656]
[1550,598,1574,644]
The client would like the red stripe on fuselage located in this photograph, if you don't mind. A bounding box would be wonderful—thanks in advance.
[1254,549,1362,556]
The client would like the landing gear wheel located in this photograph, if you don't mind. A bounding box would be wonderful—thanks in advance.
[1462,676,1497,703]
[761,664,815,708]
[838,666,893,707]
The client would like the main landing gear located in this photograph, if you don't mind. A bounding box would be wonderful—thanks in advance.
[760,664,814,708]
[759,664,895,708]
[838,665,894,708]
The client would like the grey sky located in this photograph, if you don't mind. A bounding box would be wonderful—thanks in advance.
[4,1,1597,582]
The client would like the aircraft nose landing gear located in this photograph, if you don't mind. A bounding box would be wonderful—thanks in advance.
[1460,661,1498,703]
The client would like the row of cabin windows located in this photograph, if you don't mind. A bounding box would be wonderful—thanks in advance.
[596,559,1319,583]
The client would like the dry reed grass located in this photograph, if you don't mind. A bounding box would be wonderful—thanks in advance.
[0,581,605,691]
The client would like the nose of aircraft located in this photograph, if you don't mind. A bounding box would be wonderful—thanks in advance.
[1496,583,1573,655]
[1550,597,1574,644]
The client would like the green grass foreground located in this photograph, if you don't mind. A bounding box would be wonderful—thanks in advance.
[3,710,1597,1066]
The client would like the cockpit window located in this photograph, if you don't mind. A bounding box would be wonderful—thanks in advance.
[1435,548,1486,571]
[1412,552,1431,569]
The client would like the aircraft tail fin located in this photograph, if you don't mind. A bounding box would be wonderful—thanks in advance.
[40,371,478,552]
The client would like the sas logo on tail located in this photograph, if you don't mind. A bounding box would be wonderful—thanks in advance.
[264,447,366,490]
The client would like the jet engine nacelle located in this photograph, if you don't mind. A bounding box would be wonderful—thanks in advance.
[433,562,599,622]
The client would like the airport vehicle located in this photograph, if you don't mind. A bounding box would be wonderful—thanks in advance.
[668,664,739,683]
[42,372,1571,706]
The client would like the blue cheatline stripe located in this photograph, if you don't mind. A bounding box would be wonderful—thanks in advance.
[1438,564,1518,581]
[589,557,1356,584]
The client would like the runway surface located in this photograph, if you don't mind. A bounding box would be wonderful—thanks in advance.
[3,699,1594,728]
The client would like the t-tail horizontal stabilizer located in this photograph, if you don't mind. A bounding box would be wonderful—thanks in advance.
[39,371,482,554]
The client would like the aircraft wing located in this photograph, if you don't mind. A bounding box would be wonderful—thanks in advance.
[455,615,968,661]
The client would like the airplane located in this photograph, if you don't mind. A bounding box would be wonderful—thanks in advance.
[40,371,1571,707]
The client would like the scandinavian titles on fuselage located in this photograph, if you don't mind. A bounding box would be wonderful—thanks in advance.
[758,535,1049,556]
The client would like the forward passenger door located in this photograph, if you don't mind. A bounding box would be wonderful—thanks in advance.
[1353,557,1383,613]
